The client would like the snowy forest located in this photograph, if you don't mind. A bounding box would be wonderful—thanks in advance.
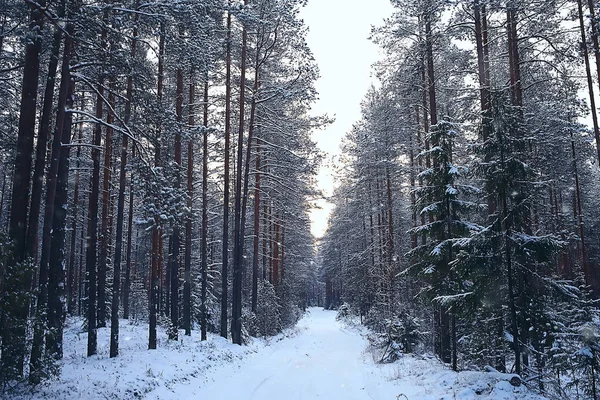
[320,0,600,398]
[0,0,322,389]
[2,0,600,399]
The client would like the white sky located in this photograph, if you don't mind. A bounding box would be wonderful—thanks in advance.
[301,0,395,239]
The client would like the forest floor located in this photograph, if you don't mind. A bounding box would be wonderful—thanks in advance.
[15,308,549,399]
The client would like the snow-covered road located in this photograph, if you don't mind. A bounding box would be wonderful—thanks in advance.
[156,308,386,400]
[150,308,547,400]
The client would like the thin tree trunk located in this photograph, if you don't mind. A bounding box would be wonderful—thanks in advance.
[425,16,437,127]
[98,81,114,329]
[110,16,137,356]
[232,3,249,345]
[583,0,600,163]
[169,40,184,341]
[570,130,590,287]
[183,71,194,337]
[252,139,261,313]
[149,21,165,350]
[200,77,209,341]
[68,125,83,315]
[263,202,268,281]
[221,11,232,339]
[273,215,280,286]
[506,2,523,111]
[123,149,135,320]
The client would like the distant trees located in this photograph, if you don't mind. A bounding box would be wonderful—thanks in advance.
[0,0,322,386]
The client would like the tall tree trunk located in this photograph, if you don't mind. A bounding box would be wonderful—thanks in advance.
[98,84,114,329]
[252,138,261,313]
[1,0,45,379]
[221,11,232,339]
[110,17,137,356]
[183,73,194,337]
[29,24,73,382]
[232,3,249,345]
[273,215,280,286]
[25,9,63,262]
[47,65,74,364]
[149,21,165,350]
[263,202,268,281]
[169,38,184,341]
[123,146,135,320]
[200,77,209,341]
[570,130,590,287]
[68,124,83,315]
[474,0,496,218]
[506,2,523,111]
[86,80,103,357]
[425,15,437,127]
[240,31,262,316]
[409,118,417,250]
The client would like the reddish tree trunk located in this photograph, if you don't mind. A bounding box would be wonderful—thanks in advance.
[201,78,209,340]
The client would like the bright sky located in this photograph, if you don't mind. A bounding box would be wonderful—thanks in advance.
[301,0,395,239]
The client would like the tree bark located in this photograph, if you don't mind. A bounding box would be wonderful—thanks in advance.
[29,23,73,382]
[25,10,63,262]
[183,72,194,337]
[232,2,249,345]
[149,21,165,350]
[68,124,83,315]
[47,65,74,364]
[169,33,185,341]
[110,15,137,356]
[200,77,209,341]
[221,11,232,339]
[1,0,45,379]
[251,139,261,313]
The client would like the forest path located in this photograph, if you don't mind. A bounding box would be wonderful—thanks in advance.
[154,308,392,400]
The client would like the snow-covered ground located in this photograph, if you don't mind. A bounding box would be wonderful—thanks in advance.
[17,308,549,399]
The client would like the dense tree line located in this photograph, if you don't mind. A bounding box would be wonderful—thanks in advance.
[0,0,321,387]
[321,0,600,398]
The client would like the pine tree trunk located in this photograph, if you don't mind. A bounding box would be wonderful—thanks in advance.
[232,3,249,345]
[149,21,165,350]
[169,56,184,340]
[221,11,233,339]
[25,10,63,262]
[1,1,45,380]
[183,72,194,337]
[123,155,134,320]
[109,20,137,357]
[273,215,280,286]
[47,61,74,363]
[252,139,261,313]
[68,126,83,315]
[29,24,73,382]
[570,130,590,287]
[506,2,523,111]
[98,83,114,329]
[200,78,209,341]
[86,81,103,357]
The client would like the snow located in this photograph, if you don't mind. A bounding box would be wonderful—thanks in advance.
[18,309,549,400]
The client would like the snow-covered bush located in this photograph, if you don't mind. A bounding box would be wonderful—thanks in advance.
[364,306,392,333]
[335,302,352,322]
[251,280,281,337]
[367,312,425,364]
